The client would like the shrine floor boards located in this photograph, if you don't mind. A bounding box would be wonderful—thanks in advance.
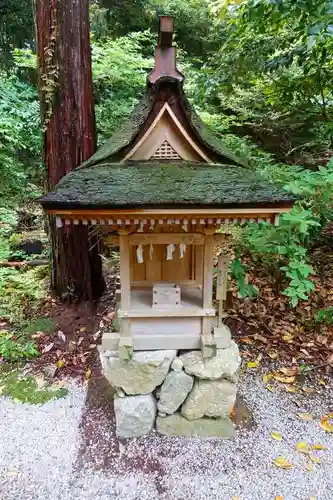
[0,365,332,500]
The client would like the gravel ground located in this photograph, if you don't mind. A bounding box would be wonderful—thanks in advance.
[0,371,332,500]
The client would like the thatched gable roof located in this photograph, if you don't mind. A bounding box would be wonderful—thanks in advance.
[80,86,249,169]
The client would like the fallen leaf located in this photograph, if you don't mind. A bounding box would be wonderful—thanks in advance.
[68,341,76,353]
[247,361,259,369]
[53,380,65,389]
[6,470,20,477]
[309,497,316,500]
[56,359,65,369]
[266,385,275,392]
[42,342,54,354]
[254,334,268,343]
[327,412,333,419]
[275,497,284,500]
[296,441,311,454]
[93,331,101,340]
[58,330,66,342]
[263,373,273,383]
[32,332,44,339]
[85,368,92,380]
[271,431,283,441]
[280,367,299,376]
[284,386,297,393]
[311,444,327,451]
[319,416,333,433]
[302,387,314,394]
[273,374,295,384]
[309,454,321,464]
[319,379,326,386]
[298,413,313,421]
[282,334,293,343]
[79,327,86,332]
[34,375,45,389]
[305,461,314,472]
[272,457,293,469]
[268,351,278,359]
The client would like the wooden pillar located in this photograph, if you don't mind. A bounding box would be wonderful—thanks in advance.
[201,228,216,358]
[213,253,232,349]
[118,230,132,359]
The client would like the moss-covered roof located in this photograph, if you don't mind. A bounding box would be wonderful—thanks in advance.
[81,93,154,169]
[80,86,248,169]
[40,162,296,210]
[181,94,249,168]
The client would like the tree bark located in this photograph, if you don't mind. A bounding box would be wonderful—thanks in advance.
[35,0,105,301]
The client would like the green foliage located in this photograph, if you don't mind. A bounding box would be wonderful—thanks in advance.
[240,157,333,307]
[0,72,42,202]
[230,257,259,298]
[0,0,34,69]
[315,307,333,324]
[0,267,48,323]
[0,208,19,260]
[202,0,333,164]
[0,330,39,361]
[242,206,318,307]
[91,0,216,59]
[23,317,55,335]
[92,33,153,142]
[0,208,18,238]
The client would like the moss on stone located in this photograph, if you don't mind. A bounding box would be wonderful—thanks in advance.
[0,365,68,404]
[40,161,297,209]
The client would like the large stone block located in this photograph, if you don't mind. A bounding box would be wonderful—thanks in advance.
[104,350,177,395]
[114,394,156,438]
[181,379,237,420]
[156,414,235,438]
[158,370,193,414]
[180,341,240,380]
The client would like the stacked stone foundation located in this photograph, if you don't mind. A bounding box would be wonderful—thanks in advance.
[99,329,240,439]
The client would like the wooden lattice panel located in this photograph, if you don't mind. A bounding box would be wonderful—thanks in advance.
[150,140,181,160]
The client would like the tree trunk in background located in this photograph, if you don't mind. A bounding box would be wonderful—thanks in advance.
[35,0,105,301]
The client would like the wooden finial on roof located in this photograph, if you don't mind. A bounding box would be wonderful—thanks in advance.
[159,16,174,47]
[148,16,184,86]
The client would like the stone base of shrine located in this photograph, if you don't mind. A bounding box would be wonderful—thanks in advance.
[98,331,241,439]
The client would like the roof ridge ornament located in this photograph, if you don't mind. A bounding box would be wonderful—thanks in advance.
[148,16,184,86]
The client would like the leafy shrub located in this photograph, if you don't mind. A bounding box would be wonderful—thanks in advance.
[232,158,333,307]
[0,267,48,323]
[230,257,259,299]
[315,307,333,325]
[0,331,39,361]
[92,33,153,142]
[0,73,42,201]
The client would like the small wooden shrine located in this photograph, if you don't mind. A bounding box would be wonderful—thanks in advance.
[40,17,296,360]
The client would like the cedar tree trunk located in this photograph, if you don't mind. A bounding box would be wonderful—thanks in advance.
[35,0,105,301]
